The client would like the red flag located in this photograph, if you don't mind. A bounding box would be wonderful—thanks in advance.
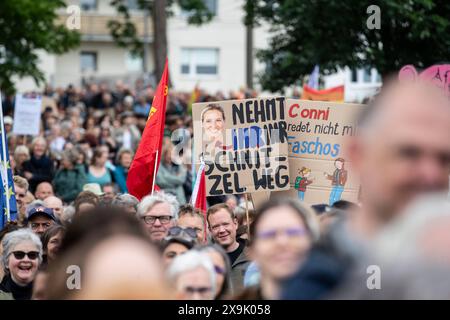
[191,163,207,213]
[127,59,169,200]
[190,162,208,240]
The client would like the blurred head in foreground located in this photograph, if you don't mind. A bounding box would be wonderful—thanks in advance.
[167,250,216,300]
[347,80,450,233]
[46,207,170,299]
[248,198,319,299]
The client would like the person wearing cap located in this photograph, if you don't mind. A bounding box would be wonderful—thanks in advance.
[27,206,57,236]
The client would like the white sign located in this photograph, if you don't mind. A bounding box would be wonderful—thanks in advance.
[13,94,42,136]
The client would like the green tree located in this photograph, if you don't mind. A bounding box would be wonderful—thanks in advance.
[247,0,450,92]
[0,0,80,94]
[109,0,214,81]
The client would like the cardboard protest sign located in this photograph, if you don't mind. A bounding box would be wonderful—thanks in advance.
[13,94,42,136]
[192,97,290,196]
[399,64,450,97]
[280,99,364,205]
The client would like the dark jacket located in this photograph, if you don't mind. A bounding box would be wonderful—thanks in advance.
[22,155,54,193]
[0,273,33,300]
[53,164,87,203]
[229,240,251,295]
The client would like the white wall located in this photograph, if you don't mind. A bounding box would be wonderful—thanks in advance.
[324,67,382,103]
[169,0,258,93]
[12,50,56,92]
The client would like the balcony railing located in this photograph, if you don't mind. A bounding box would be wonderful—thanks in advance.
[58,13,153,42]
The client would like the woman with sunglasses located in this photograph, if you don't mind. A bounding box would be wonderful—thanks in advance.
[161,227,197,266]
[236,198,319,300]
[197,244,233,300]
[0,229,42,300]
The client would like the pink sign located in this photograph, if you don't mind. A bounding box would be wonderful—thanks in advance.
[399,64,450,96]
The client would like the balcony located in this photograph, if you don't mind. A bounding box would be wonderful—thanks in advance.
[58,13,153,42]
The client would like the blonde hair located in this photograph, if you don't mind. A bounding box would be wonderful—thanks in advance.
[300,167,311,176]
[201,104,225,123]
[13,175,29,191]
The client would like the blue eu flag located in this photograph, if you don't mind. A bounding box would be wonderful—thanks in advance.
[0,122,17,228]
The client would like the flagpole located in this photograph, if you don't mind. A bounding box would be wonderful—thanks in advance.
[0,91,10,221]
[151,149,159,195]
[245,193,250,241]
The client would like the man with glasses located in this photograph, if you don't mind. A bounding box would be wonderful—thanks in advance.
[137,191,179,242]
[207,203,250,293]
[26,206,57,236]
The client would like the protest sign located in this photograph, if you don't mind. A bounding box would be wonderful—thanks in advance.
[301,85,344,102]
[192,97,290,196]
[280,99,364,205]
[399,64,450,97]
[12,94,42,136]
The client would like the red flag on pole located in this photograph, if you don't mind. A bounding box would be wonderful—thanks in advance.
[190,162,208,240]
[127,59,169,200]
[190,162,207,213]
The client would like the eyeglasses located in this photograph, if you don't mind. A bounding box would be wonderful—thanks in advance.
[11,251,39,260]
[184,286,212,294]
[214,265,226,275]
[141,215,173,225]
[168,226,197,239]
[257,227,307,240]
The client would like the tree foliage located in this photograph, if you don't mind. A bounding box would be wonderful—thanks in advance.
[249,0,450,92]
[0,0,80,94]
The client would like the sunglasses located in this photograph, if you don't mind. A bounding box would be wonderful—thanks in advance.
[257,227,307,240]
[11,251,39,260]
[168,226,197,239]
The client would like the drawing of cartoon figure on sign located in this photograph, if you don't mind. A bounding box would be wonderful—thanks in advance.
[324,158,348,206]
[294,167,314,201]
[201,104,229,161]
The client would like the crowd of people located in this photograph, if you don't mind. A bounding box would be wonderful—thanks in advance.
[0,77,449,300]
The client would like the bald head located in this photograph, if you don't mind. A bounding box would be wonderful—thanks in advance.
[35,182,54,200]
[43,196,63,220]
[348,80,450,223]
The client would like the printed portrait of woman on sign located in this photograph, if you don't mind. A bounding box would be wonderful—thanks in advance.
[200,104,230,161]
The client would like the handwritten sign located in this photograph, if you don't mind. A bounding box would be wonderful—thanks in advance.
[13,94,42,136]
[280,99,364,205]
[193,98,290,196]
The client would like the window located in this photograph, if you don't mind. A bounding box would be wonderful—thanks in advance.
[80,52,97,72]
[181,0,218,17]
[80,0,97,11]
[125,52,143,72]
[375,71,382,83]
[204,0,218,16]
[351,69,358,82]
[181,48,219,77]
[363,68,372,83]
[126,0,140,10]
